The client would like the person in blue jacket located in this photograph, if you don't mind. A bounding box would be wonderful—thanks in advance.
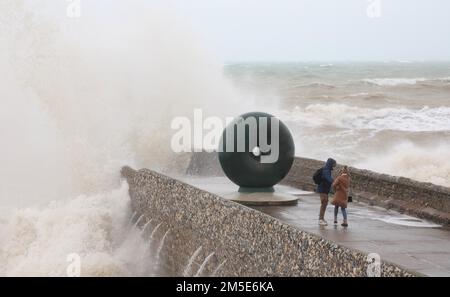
[317,158,337,226]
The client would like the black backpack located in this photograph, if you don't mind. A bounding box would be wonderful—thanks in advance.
[312,168,323,185]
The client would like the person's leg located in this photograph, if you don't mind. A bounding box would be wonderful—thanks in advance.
[341,207,348,226]
[334,205,339,223]
[319,193,328,221]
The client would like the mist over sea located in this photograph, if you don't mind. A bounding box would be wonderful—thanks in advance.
[226,62,450,187]
[0,0,241,276]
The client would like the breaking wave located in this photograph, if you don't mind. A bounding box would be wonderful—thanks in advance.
[281,103,450,132]
[0,0,240,276]
[357,142,450,187]
[361,77,450,86]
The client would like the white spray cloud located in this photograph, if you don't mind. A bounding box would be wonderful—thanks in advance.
[357,142,450,187]
[0,0,242,275]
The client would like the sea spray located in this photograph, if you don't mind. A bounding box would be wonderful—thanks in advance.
[194,252,215,277]
[211,260,227,277]
[133,215,145,228]
[183,246,203,277]
[0,0,243,276]
[129,212,138,225]
[156,230,171,261]
[357,142,450,187]
[142,219,154,234]
[150,223,163,241]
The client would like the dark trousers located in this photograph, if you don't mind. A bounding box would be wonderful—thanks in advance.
[319,193,328,220]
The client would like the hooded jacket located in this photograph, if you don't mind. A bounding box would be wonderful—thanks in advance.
[316,158,336,194]
[331,173,350,208]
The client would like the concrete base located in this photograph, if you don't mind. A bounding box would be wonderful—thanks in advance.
[226,191,299,206]
[238,186,274,193]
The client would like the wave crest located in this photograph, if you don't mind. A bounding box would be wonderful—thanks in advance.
[361,77,450,86]
[357,142,450,187]
[281,104,450,132]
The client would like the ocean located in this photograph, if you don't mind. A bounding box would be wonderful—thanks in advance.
[225,62,450,187]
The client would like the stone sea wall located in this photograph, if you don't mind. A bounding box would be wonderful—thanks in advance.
[122,166,415,276]
[286,158,450,225]
[187,152,450,225]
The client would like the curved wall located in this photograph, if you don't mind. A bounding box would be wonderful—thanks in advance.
[122,166,415,276]
[187,152,450,225]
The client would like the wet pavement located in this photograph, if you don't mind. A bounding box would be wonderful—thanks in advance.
[181,176,450,277]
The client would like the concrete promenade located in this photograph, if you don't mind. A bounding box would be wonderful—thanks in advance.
[181,176,450,277]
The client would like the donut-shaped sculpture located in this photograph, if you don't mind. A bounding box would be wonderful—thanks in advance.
[218,112,295,191]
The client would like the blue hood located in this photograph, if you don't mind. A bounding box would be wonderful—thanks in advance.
[325,158,336,170]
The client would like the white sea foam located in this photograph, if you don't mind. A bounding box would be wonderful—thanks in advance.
[349,92,370,97]
[0,0,240,276]
[280,104,450,187]
[357,142,450,187]
[281,104,450,132]
[0,183,154,276]
[362,78,427,86]
[435,77,450,82]
[361,77,450,86]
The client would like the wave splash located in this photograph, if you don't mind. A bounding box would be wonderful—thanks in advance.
[0,0,240,276]
[361,77,450,86]
[0,183,154,276]
[357,142,450,187]
[281,103,450,132]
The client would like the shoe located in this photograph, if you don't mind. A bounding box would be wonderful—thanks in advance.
[334,220,338,225]
[319,219,328,226]
[341,223,348,227]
